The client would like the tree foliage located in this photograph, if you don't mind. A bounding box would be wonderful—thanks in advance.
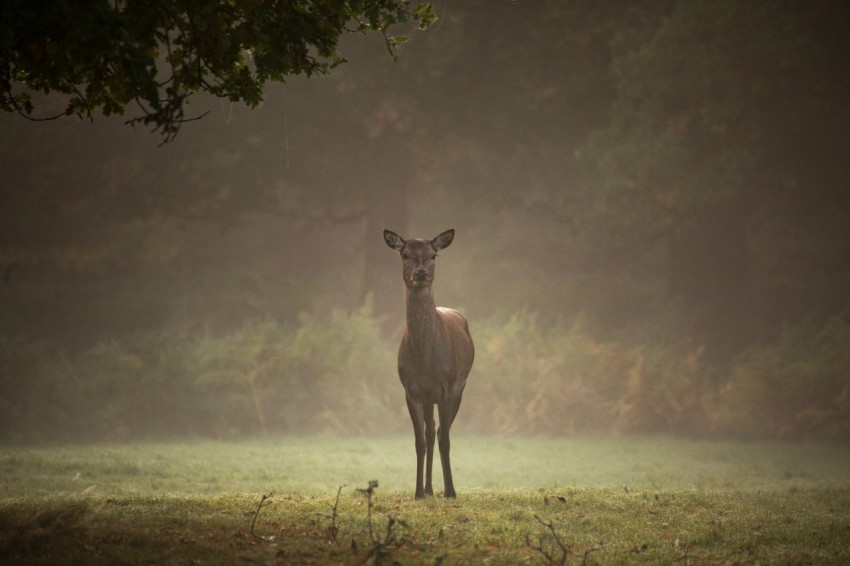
[1,0,435,141]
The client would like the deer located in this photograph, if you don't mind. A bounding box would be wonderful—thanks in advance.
[383,228,474,499]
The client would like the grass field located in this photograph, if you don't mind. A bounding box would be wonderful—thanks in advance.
[2,436,849,564]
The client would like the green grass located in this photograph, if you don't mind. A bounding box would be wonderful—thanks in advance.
[2,436,849,564]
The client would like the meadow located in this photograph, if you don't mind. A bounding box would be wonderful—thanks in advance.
[2,436,849,564]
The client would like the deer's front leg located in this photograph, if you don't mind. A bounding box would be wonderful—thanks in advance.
[424,403,436,497]
[405,396,427,499]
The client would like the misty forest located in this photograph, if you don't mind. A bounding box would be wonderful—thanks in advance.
[2,0,850,446]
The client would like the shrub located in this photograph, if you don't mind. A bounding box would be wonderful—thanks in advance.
[194,318,291,437]
[610,344,715,436]
[718,314,850,440]
[192,299,402,437]
[466,312,715,436]
[282,299,402,435]
[0,337,65,442]
[65,329,207,441]
[2,307,847,442]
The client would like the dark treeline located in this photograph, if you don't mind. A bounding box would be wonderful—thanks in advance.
[1,0,849,442]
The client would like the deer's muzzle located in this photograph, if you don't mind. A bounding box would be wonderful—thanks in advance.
[411,269,430,285]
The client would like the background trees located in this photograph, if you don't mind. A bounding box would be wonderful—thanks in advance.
[2,0,849,442]
[576,0,850,364]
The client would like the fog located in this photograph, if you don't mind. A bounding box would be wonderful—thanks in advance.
[2,1,849,444]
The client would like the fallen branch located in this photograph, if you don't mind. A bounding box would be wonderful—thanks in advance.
[357,516,410,566]
[581,540,604,565]
[528,514,603,566]
[530,514,570,566]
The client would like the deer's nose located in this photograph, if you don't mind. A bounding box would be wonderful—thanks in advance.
[412,268,429,282]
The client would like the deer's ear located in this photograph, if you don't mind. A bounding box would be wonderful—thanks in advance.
[383,229,405,251]
[432,229,455,251]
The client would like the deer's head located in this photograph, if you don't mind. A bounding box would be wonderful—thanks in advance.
[384,229,455,288]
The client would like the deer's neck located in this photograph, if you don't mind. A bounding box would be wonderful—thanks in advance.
[405,286,442,350]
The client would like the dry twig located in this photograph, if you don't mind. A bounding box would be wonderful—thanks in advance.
[356,480,379,542]
[250,492,273,538]
[318,484,346,541]
[528,514,603,566]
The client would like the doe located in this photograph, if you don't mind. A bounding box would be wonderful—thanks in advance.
[383,228,474,498]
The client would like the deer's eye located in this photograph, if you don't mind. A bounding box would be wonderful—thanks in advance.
[402,252,411,260]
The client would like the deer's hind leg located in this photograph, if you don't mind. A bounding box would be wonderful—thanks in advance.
[437,393,464,498]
